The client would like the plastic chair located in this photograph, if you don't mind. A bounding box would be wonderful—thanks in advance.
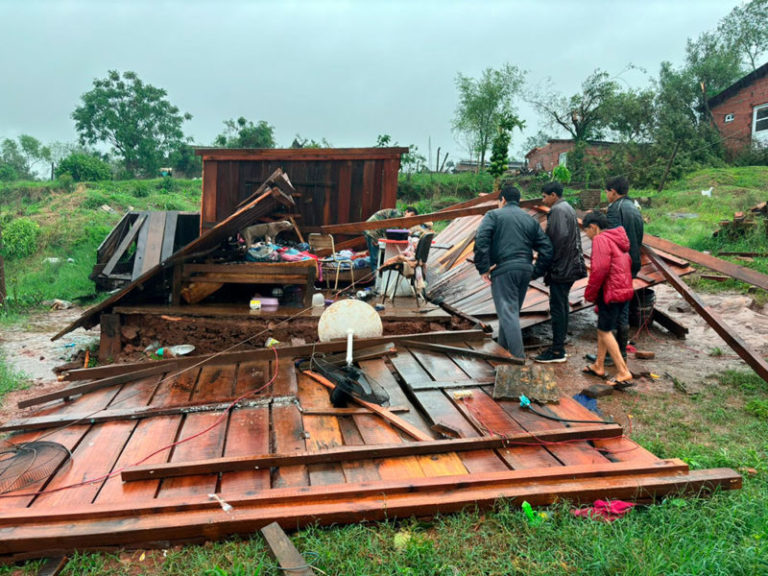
[308,233,354,291]
[379,232,434,306]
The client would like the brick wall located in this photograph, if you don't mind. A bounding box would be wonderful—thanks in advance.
[710,74,768,155]
[526,141,613,172]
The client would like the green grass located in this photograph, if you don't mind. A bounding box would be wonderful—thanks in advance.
[0,352,28,404]
[0,177,201,313]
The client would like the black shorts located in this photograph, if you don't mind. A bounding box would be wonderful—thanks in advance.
[597,299,625,332]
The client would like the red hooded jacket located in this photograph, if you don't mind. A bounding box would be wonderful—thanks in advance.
[585,226,634,304]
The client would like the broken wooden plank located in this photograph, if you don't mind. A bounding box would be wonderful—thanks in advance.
[100,214,147,278]
[651,308,689,338]
[645,246,768,383]
[321,205,495,235]
[120,423,623,481]
[643,237,768,291]
[0,465,739,558]
[260,522,316,576]
[59,330,487,382]
[401,340,523,364]
[302,370,433,442]
[408,377,496,391]
[18,363,178,409]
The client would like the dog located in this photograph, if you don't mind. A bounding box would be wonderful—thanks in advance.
[240,220,293,247]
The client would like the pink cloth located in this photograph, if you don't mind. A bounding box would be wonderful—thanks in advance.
[572,500,635,522]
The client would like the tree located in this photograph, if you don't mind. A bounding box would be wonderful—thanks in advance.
[452,64,525,168]
[72,70,192,177]
[528,69,619,142]
[290,134,331,148]
[718,0,768,71]
[55,153,112,182]
[214,117,275,148]
[488,114,524,181]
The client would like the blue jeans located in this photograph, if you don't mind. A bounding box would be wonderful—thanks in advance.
[366,236,379,273]
[490,269,531,358]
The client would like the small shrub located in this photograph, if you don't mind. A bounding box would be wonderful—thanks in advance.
[55,153,112,182]
[132,182,151,198]
[552,165,572,185]
[57,173,75,193]
[0,163,18,182]
[2,217,40,259]
[82,190,109,210]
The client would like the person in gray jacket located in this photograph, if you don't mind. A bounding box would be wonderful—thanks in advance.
[534,182,587,363]
[474,183,553,359]
[606,175,643,359]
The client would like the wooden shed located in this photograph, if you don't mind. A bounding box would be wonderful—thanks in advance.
[195,147,408,235]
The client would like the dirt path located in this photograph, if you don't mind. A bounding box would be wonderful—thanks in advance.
[1,286,766,423]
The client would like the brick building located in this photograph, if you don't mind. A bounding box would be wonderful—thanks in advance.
[708,61,768,156]
[524,139,614,172]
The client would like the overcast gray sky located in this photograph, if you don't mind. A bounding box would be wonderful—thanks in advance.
[0,0,741,166]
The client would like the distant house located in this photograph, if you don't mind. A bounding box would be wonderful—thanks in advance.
[453,160,488,173]
[524,139,614,172]
[707,61,768,156]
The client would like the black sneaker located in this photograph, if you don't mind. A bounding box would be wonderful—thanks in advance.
[534,349,567,363]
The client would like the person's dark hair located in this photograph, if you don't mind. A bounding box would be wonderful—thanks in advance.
[581,210,609,230]
[606,176,629,196]
[404,206,418,215]
[542,181,563,197]
[499,182,521,204]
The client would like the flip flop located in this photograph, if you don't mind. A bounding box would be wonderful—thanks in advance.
[608,378,636,390]
[582,365,607,380]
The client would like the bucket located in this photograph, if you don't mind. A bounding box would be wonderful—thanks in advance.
[629,287,655,327]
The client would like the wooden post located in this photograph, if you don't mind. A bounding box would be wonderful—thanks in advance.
[98,313,122,363]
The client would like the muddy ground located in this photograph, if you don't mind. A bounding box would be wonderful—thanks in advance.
[1,283,767,424]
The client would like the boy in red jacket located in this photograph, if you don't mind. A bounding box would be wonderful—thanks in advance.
[581,211,634,388]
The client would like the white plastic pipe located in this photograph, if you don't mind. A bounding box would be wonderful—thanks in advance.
[346,328,354,366]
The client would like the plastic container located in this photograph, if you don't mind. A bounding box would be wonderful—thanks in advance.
[312,293,325,307]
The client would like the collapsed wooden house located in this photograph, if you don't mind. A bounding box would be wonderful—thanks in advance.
[6,152,768,560]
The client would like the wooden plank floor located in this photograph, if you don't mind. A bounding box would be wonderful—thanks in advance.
[0,338,741,559]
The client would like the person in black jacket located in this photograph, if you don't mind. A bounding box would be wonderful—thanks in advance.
[534,182,587,363]
[605,175,644,359]
[474,183,553,359]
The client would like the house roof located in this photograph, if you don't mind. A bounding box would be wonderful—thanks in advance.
[707,61,768,109]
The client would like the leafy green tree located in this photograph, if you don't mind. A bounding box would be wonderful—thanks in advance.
[55,153,112,182]
[214,117,275,148]
[528,69,619,142]
[72,70,192,177]
[169,144,202,178]
[0,138,31,180]
[452,64,525,168]
[718,0,768,71]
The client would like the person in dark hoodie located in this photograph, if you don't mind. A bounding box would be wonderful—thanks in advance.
[581,211,634,388]
[534,181,587,363]
[474,183,552,359]
[605,175,643,359]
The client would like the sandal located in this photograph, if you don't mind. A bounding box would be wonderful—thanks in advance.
[582,365,607,380]
[608,378,636,390]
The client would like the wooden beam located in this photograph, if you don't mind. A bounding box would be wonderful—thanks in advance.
[643,237,768,291]
[100,214,147,277]
[321,205,494,235]
[60,330,487,382]
[651,308,689,339]
[1,398,259,432]
[645,246,768,383]
[260,522,316,576]
[302,370,434,441]
[401,340,524,364]
[18,363,178,409]
[121,423,622,481]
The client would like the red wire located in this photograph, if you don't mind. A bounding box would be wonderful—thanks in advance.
[0,347,281,499]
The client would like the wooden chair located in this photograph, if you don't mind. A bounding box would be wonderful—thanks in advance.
[379,232,434,306]
[308,233,354,291]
